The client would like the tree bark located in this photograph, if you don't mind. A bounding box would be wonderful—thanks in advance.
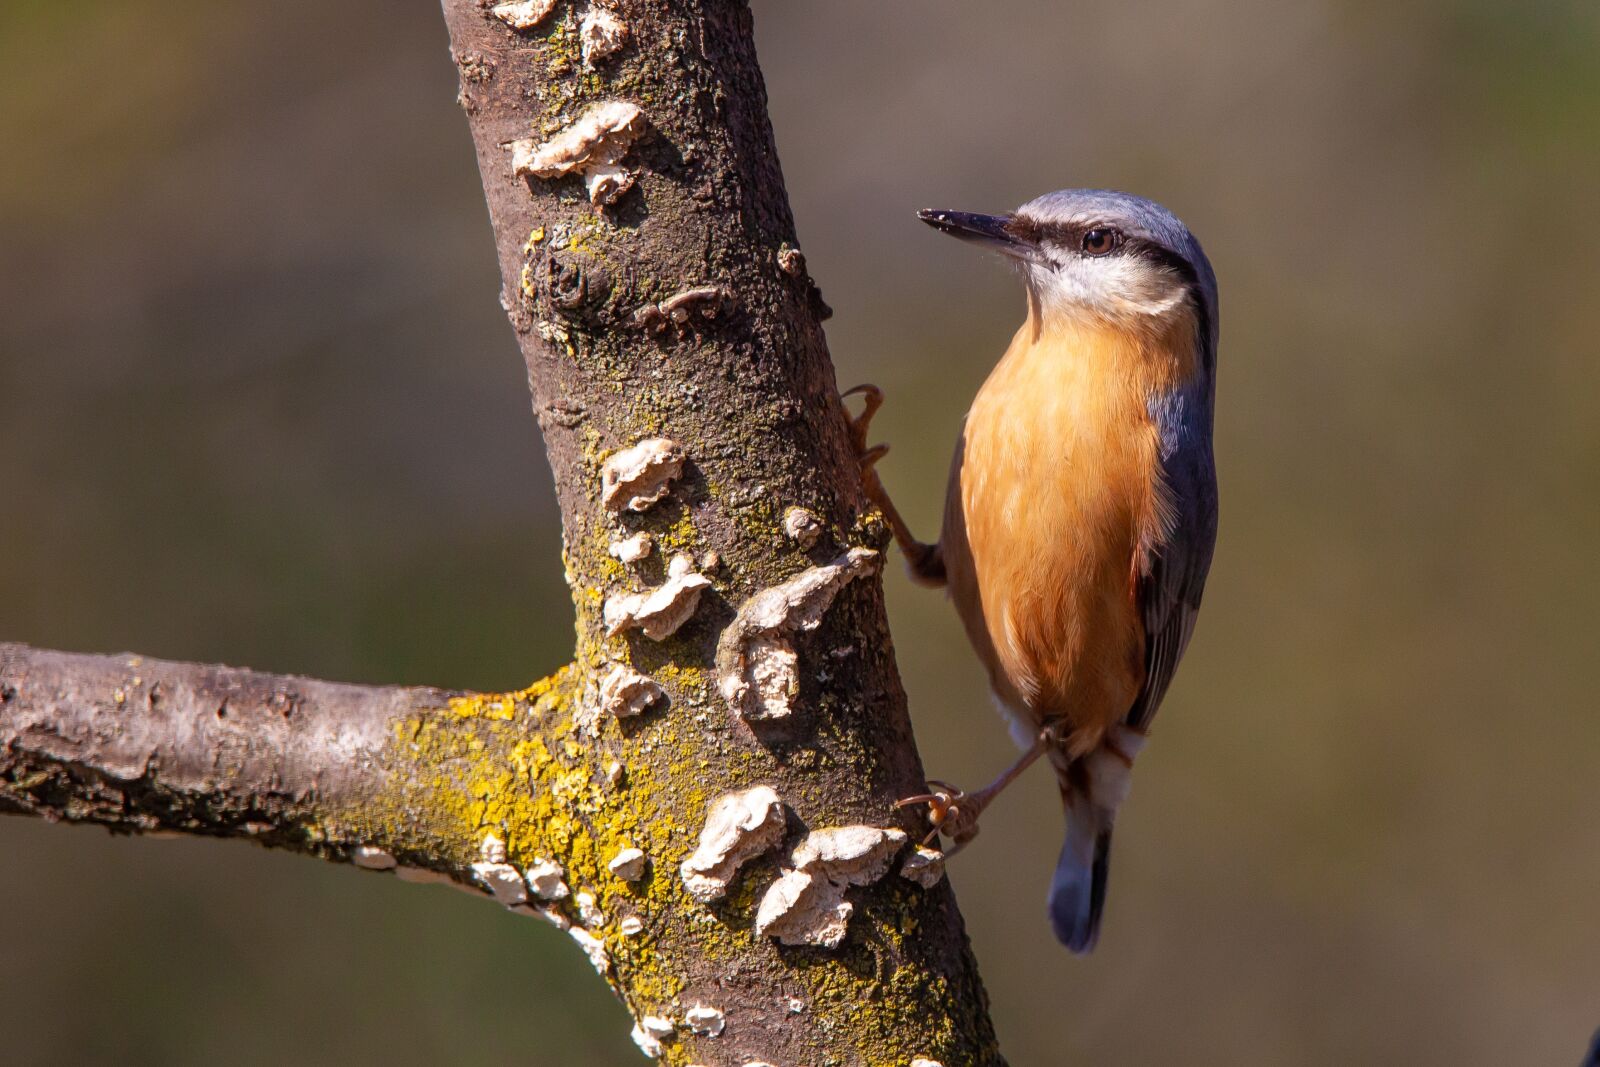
[0,644,431,846]
[0,2,1004,1064]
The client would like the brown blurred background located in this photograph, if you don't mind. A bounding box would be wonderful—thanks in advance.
[2,1,1597,1063]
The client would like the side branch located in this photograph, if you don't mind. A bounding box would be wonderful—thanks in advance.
[0,643,445,849]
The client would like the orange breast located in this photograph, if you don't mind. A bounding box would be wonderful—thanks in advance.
[945,309,1193,754]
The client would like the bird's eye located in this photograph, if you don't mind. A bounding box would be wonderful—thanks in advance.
[1081,228,1121,256]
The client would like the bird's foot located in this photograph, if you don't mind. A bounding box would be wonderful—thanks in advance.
[840,384,945,584]
[895,779,985,854]
[898,723,1067,852]
[841,383,888,471]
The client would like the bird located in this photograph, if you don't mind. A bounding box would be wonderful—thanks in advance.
[846,189,1219,952]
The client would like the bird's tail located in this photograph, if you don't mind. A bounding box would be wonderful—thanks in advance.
[1048,726,1145,953]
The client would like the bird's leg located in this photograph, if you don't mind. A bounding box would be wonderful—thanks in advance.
[897,723,1060,853]
[841,384,946,585]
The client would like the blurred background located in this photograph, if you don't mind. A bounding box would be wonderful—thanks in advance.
[2,0,1597,1063]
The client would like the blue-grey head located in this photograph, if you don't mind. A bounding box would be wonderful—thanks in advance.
[920,189,1218,358]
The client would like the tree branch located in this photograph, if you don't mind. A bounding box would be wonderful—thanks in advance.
[2,1,1006,1063]
[0,642,437,848]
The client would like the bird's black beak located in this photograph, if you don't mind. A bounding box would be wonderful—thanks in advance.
[918,209,1028,255]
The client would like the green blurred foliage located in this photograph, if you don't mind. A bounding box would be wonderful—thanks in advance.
[2,1,1597,1064]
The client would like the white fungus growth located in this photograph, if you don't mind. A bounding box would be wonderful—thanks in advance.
[609,530,654,563]
[754,825,908,948]
[632,1015,674,1058]
[471,861,529,907]
[580,6,628,66]
[618,915,645,936]
[604,554,712,640]
[583,163,635,208]
[491,0,558,30]
[524,857,571,901]
[351,846,396,871]
[683,1004,726,1037]
[508,101,647,207]
[568,927,610,975]
[509,902,570,930]
[715,547,880,720]
[600,663,665,718]
[782,506,823,549]
[899,845,947,889]
[605,760,626,788]
[679,785,786,903]
[794,825,908,876]
[601,437,685,513]
[608,847,649,881]
[479,831,508,864]
[912,1059,947,1067]
[576,891,605,927]
[742,634,796,717]
[630,1023,663,1059]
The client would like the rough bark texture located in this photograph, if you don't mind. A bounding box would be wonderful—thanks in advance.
[0,643,430,843]
[0,2,1004,1064]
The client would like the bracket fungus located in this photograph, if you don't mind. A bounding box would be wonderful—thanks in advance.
[899,844,947,889]
[576,891,605,928]
[601,437,685,513]
[471,861,530,907]
[491,0,558,30]
[609,530,654,563]
[607,846,649,882]
[567,927,610,975]
[630,1024,662,1059]
[524,857,571,901]
[716,547,879,720]
[679,785,786,903]
[683,1004,727,1037]
[599,663,665,718]
[580,6,627,67]
[782,505,823,549]
[508,100,647,207]
[632,1015,675,1058]
[604,554,712,640]
[754,825,908,949]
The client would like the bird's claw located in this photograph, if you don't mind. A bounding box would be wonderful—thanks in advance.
[841,383,885,463]
[896,779,981,851]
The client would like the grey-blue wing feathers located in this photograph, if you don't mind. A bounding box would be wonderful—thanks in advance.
[1128,379,1218,730]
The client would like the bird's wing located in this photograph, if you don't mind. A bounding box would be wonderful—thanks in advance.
[1126,384,1218,731]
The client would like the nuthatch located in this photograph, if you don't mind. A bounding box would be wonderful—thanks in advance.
[848,189,1218,952]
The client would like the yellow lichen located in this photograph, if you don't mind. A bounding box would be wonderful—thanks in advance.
[317,558,996,1064]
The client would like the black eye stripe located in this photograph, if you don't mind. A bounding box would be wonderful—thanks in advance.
[1125,238,1198,281]
[1013,218,1200,287]
[1026,220,1133,255]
